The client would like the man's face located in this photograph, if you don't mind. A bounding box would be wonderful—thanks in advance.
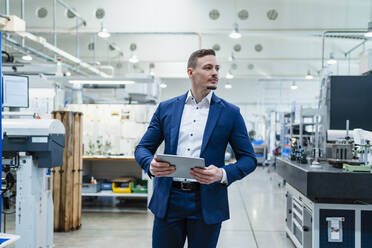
[188,55,219,91]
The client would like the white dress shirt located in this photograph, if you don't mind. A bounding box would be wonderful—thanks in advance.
[173,90,227,184]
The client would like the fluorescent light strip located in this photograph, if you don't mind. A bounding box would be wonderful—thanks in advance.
[69,80,135,85]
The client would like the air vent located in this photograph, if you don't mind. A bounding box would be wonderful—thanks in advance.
[129,43,137,51]
[66,8,76,19]
[267,9,278,20]
[248,64,254,70]
[254,44,263,52]
[238,9,249,20]
[233,44,242,52]
[212,44,221,51]
[95,8,105,19]
[36,8,48,18]
[88,42,95,51]
[209,9,220,20]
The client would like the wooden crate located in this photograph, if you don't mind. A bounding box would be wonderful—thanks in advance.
[51,111,83,232]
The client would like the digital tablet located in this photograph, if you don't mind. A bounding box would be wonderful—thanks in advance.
[156,154,205,179]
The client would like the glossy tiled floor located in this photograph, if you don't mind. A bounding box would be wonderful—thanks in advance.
[2,166,296,247]
[53,166,296,248]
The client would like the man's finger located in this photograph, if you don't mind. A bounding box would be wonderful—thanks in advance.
[190,170,212,182]
[192,168,213,176]
[155,170,176,177]
[153,166,175,173]
[152,161,172,168]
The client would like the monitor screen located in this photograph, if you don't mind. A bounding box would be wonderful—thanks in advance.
[2,75,29,108]
[330,75,372,131]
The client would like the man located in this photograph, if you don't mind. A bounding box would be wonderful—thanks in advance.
[135,49,257,248]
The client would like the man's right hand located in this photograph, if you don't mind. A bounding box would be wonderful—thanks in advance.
[150,156,176,177]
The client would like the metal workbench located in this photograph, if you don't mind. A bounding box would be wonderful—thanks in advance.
[276,157,372,248]
[276,157,372,202]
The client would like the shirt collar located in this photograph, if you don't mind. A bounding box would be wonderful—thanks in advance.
[185,90,213,104]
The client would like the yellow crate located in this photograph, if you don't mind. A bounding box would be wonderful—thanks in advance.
[112,181,132,193]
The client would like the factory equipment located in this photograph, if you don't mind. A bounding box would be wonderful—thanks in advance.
[2,119,65,248]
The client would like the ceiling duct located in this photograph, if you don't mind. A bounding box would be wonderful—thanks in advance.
[238,9,249,20]
[267,9,279,20]
[36,8,48,18]
[95,8,106,19]
[209,9,220,20]
[212,44,221,51]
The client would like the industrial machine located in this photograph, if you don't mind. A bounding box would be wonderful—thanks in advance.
[278,127,372,248]
[276,75,372,248]
[1,73,65,247]
[2,119,65,248]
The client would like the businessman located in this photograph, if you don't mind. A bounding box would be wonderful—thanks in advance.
[135,49,257,248]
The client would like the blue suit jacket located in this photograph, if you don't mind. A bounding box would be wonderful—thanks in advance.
[135,92,257,224]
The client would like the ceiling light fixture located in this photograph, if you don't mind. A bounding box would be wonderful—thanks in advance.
[226,71,234,79]
[229,23,242,39]
[305,70,313,80]
[98,23,110,39]
[327,53,337,65]
[290,81,298,90]
[129,53,139,64]
[225,82,232,89]
[22,54,33,61]
[69,80,135,85]
[160,82,167,88]
[365,21,372,38]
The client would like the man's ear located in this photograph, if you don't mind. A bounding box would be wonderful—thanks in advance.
[187,68,193,77]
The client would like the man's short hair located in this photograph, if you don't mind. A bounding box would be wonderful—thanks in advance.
[187,49,216,69]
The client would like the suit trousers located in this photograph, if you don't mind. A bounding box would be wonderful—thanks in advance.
[152,186,221,248]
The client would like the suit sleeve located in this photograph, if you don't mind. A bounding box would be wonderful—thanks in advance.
[224,109,257,185]
[134,104,164,177]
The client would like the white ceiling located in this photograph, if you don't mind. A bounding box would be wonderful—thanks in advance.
[2,0,372,79]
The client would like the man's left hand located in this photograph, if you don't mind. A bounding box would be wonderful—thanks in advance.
[190,165,223,184]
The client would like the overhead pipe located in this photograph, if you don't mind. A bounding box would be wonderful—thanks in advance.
[4,37,89,76]
[5,0,9,15]
[25,31,203,49]
[344,39,368,74]
[53,0,57,59]
[14,31,110,77]
[321,30,367,69]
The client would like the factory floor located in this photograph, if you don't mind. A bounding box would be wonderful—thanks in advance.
[3,166,296,248]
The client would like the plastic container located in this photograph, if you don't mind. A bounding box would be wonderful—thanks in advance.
[112,181,132,193]
[82,183,100,193]
[132,179,147,193]
[100,182,112,191]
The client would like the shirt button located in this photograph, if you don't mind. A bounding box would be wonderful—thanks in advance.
[193,120,196,123]
[196,107,199,110]
[187,148,190,151]
[190,133,193,136]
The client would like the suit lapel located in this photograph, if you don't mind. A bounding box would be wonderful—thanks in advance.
[170,92,187,154]
[200,93,223,155]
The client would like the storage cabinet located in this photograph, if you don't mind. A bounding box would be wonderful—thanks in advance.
[81,156,152,211]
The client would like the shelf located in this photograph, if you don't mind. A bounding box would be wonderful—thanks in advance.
[285,134,313,138]
[83,156,136,162]
[82,190,147,198]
